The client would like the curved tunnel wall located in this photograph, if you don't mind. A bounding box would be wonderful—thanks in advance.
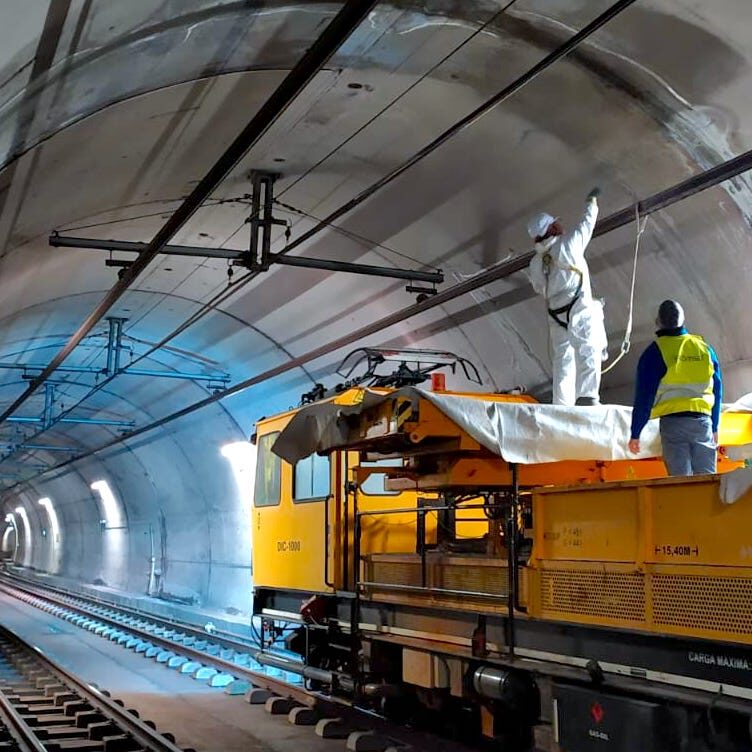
[0,0,749,624]
[3,411,254,619]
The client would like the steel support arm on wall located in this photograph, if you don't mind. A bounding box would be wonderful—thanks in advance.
[49,234,444,285]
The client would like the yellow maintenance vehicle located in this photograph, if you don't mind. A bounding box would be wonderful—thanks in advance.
[251,349,752,752]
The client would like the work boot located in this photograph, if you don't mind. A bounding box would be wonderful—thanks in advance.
[575,397,599,406]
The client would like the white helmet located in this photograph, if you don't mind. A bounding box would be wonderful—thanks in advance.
[527,212,556,241]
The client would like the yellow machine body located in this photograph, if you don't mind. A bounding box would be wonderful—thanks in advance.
[252,409,485,596]
[252,385,752,748]
[527,476,752,645]
[253,386,752,643]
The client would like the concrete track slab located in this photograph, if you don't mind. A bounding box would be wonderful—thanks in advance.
[0,592,349,752]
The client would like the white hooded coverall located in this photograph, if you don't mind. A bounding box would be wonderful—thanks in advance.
[527,199,608,405]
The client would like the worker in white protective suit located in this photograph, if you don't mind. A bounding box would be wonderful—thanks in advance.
[527,189,608,406]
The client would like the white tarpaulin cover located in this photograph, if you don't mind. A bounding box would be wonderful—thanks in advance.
[272,387,665,465]
[720,467,752,505]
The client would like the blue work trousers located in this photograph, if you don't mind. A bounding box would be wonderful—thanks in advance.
[659,413,717,477]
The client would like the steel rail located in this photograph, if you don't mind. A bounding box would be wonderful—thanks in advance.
[0,579,330,706]
[0,0,378,426]
[0,688,47,752]
[0,622,184,752]
[0,577,483,752]
[0,582,482,752]
[2,569,263,662]
[6,570,752,719]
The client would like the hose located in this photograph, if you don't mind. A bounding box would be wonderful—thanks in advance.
[601,203,649,375]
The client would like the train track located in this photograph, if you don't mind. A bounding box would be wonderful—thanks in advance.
[0,573,474,752]
[0,620,186,752]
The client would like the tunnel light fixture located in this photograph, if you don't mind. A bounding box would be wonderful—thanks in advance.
[90,480,124,528]
[3,513,18,559]
[38,498,60,543]
[14,505,32,564]
[221,441,257,507]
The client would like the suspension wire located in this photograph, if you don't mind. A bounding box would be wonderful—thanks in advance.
[58,198,229,233]
[273,199,440,271]
[271,1,518,206]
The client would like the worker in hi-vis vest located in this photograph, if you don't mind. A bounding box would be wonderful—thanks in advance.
[527,189,608,406]
[628,300,722,476]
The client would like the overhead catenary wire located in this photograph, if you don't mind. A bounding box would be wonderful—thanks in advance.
[0,1,525,468]
[0,0,380,427]
[0,0,647,492]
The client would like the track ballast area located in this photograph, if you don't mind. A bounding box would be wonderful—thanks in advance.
[0,573,476,752]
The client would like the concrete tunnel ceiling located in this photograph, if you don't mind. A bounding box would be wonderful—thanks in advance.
[0,0,749,619]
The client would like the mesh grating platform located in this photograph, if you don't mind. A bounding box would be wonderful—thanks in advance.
[366,556,509,598]
[369,560,424,588]
[541,569,646,622]
[652,574,752,635]
[437,563,507,596]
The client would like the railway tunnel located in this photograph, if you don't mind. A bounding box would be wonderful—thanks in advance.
[0,2,749,751]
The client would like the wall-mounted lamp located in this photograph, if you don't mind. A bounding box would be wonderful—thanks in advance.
[14,505,32,565]
[91,480,124,529]
[38,497,60,544]
[221,441,257,507]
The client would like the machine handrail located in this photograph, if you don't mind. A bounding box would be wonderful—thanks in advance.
[352,466,524,655]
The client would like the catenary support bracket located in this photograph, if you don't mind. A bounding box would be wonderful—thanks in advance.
[0,0,379,427]
[49,233,445,285]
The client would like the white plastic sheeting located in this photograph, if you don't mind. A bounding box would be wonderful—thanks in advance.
[421,391,662,464]
[272,387,663,465]
[720,467,752,505]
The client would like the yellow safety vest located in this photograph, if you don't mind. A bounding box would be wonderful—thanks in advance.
[651,333,714,419]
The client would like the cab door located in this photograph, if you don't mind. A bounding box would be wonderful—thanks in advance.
[252,423,334,595]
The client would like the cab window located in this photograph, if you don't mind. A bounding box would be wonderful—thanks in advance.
[254,432,281,507]
[294,453,331,503]
[360,458,402,496]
